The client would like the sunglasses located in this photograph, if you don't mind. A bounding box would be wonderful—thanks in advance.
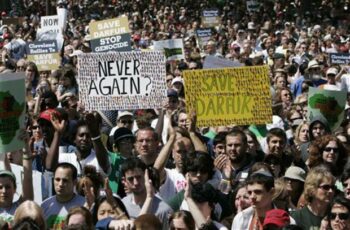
[319,184,336,191]
[324,147,339,153]
[119,120,133,124]
[31,125,40,129]
[330,212,349,220]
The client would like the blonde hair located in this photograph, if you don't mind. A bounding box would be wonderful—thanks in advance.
[273,178,288,200]
[13,200,46,230]
[303,166,335,203]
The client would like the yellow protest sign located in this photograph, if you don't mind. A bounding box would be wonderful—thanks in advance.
[89,16,130,39]
[183,66,272,127]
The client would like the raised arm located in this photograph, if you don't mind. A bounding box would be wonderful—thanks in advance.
[139,169,155,215]
[187,111,208,153]
[85,113,111,175]
[19,129,34,201]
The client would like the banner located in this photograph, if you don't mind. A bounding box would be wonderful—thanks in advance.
[0,73,25,153]
[201,9,220,27]
[196,28,212,49]
[247,0,261,12]
[183,66,272,127]
[329,53,350,65]
[307,87,346,131]
[26,40,60,71]
[153,39,184,61]
[37,15,64,50]
[89,16,132,53]
[77,51,167,110]
[203,56,242,69]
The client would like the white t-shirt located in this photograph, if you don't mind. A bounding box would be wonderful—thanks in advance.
[159,168,186,200]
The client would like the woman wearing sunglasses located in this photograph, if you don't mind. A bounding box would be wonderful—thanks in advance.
[308,135,348,177]
[323,196,350,230]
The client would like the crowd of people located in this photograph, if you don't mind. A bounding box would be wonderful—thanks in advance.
[1,0,350,229]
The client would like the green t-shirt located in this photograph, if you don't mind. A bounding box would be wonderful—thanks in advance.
[291,206,323,230]
[108,152,125,193]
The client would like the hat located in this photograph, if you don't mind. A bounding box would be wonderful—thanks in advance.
[313,25,321,31]
[324,34,332,41]
[171,76,183,85]
[1,12,6,16]
[133,34,141,41]
[167,89,178,97]
[284,166,306,182]
[266,115,285,131]
[247,22,255,30]
[39,109,61,122]
[326,67,338,76]
[275,30,282,35]
[113,127,134,143]
[291,118,303,127]
[117,111,133,121]
[263,209,290,228]
[238,29,245,34]
[273,53,285,59]
[69,50,83,57]
[306,59,320,70]
[0,170,16,184]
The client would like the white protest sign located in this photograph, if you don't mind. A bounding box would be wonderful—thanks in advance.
[203,55,242,69]
[153,39,185,61]
[77,51,167,110]
[38,15,64,50]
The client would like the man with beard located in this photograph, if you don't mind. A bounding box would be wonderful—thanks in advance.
[224,129,255,185]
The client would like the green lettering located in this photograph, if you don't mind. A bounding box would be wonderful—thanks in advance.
[206,98,216,116]
[202,77,211,91]
[195,99,205,116]
[217,96,224,114]
[226,97,234,114]
[218,76,227,90]
[241,96,251,113]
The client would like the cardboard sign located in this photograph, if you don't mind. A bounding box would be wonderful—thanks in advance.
[196,28,212,49]
[153,39,185,61]
[0,73,25,153]
[89,16,132,52]
[77,51,167,110]
[37,15,64,50]
[308,87,346,131]
[26,40,60,71]
[201,9,220,27]
[203,56,242,69]
[329,53,350,65]
[183,66,272,127]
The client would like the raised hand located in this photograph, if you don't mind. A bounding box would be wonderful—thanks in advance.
[144,169,155,198]
[51,113,66,134]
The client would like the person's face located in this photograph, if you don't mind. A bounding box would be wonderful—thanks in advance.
[97,200,117,221]
[25,66,35,81]
[247,183,272,210]
[284,178,302,194]
[49,78,59,92]
[61,76,72,87]
[0,177,15,208]
[75,126,92,153]
[31,122,42,139]
[166,75,174,88]
[38,119,54,142]
[315,178,335,204]
[343,178,350,200]
[172,82,183,92]
[226,135,246,163]
[246,135,257,154]
[298,124,309,143]
[68,213,86,226]
[188,170,209,185]
[213,143,226,157]
[135,130,158,157]
[115,138,134,156]
[172,138,193,170]
[54,167,75,199]
[117,115,133,130]
[281,89,291,102]
[178,112,187,129]
[312,122,326,138]
[275,76,286,89]
[235,187,251,212]
[330,204,350,230]
[123,168,145,195]
[171,217,189,230]
[167,96,179,111]
[322,141,339,164]
[268,136,286,156]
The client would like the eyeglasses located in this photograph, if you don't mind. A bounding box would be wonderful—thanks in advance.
[119,120,133,124]
[319,184,336,191]
[324,147,339,153]
[166,78,173,82]
[330,212,349,220]
[31,125,40,130]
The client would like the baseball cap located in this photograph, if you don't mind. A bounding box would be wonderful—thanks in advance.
[38,109,61,122]
[284,166,306,182]
[167,89,178,97]
[117,111,133,121]
[326,67,338,76]
[69,50,84,57]
[0,170,16,185]
[113,127,134,143]
[171,76,183,85]
[306,59,320,70]
[263,209,290,228]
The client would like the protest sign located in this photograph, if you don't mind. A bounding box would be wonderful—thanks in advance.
[329,53,350,65]
[247,0,261,12]
[307,87,346,131]
[196,28,212,49]
[1,17,24,26]
[37,15,64,50]
[201,9,220,27]
[0,73,25,153]
[203,56,242,69]
[26,40,60,71]
[153,39,184,61]
[183,66,272,127]
[11,163,43,204]
[77,51,167,110]
[89,16,132,52]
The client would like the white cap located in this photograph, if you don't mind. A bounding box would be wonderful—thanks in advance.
[69,50,83,57]
[117,111,133,120]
